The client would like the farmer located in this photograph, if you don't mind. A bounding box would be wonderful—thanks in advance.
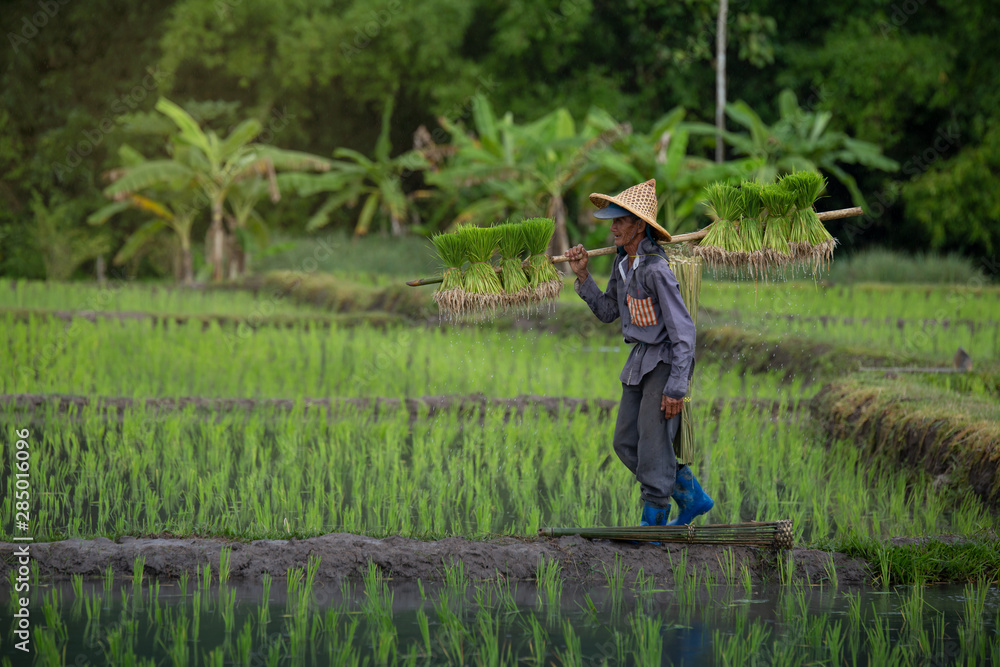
[565,179,714,527]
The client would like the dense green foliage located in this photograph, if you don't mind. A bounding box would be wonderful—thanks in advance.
[3,0,999,280]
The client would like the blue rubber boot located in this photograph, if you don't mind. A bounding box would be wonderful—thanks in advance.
[639,503,669,544]
[640,503,670,526]
[667,466,714,526]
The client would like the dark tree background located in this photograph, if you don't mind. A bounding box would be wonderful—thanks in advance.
[2,0,998,278]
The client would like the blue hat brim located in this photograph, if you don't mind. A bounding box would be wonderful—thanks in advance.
[593,203,633,219]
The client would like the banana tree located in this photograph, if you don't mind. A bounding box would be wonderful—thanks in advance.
[427,96,627,260]
[585,107,763,236]
[88,192,199,284]
[278,97,429,237]
[103,97,331,281]
[90,144,200,283]
[685,89,899,205]
[224,177,275,277]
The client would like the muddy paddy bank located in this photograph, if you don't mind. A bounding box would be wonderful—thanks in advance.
[0,533,866,587]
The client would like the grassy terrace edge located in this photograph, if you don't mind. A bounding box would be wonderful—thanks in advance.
[812,376,1000,509]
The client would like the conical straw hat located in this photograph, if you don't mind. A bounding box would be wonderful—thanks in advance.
[589,179,671,242]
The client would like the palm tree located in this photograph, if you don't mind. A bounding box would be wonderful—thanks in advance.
[685,90,899,204]
[278,97,428,237]
[102,98,331,281]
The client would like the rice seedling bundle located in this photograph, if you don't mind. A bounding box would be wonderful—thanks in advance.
[738,182,767,279]
[458,225,503,317]
[780,171,835,272]
[521,217,562,305]
[430,232,467,319]
[495,222,531,312]
[668,255,702,465]
[694,183,743,273]
[759,183,796,269]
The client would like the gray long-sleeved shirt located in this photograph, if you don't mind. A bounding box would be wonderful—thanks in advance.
[574,237,696,398]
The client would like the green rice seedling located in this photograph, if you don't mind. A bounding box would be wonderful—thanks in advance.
[236,618,254,667]
[459,224,503,317]
[760,182,796,269]
[554,618,582,667]
[779,551,795,587]
[443,558,467,593]
[178,572,189,598]
[267,637,285,667]
[431,231,467,319]
[740,563,753,598]
[476,607,505,666]
[103,619,140,667]
[536,556,563,610]
[191,590,202,642]
[201,562,212,590]
[630,613,664,666]
[496,222,531,312]
[822,554,839,589]
[521,217,562,306]
[221,587,237,634]
[635,568,657,611]
[962,578,991,628]
[493,574,519,617]
[71,573,84,599]
[824,620,845,666]
[578,592,600,625]
[219,546,231,585]
[435,596,470,665]
[695,182,743,273]
[33,625,63,666]
[416,608,432,657]
[42,589,68,643]
[84,590,102,625]
[204,647,225,667]
[738,181,767,278]
[713,619,771,666]
[258,571,272,632]
[780,171,834,272]
[161,613,190,667]
[362,560,393,626]
[865,609,898,665]
[524,612,548,666]
[718,548,737,586]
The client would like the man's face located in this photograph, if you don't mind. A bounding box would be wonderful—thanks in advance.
[610,215,639,246]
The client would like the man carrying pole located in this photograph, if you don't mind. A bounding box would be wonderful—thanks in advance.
[565,179,714,527]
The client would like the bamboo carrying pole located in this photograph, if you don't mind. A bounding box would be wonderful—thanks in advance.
[539,519,794,549]
[407,207,862,287]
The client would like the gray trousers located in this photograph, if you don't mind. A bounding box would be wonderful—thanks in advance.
[613,362,680,508]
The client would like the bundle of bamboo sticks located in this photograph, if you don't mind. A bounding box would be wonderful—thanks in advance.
[539,519,794,549]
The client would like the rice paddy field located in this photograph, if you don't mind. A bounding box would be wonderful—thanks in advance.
[2,274,999,665]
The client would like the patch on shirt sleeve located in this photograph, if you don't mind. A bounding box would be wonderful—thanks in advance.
[626,294,658,326]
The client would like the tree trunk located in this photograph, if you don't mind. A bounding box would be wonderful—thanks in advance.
[547,195,570,275]
[715,0,728,164]
[96,255,106,287]
[210,197,226,282]
[181,246,194,286]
